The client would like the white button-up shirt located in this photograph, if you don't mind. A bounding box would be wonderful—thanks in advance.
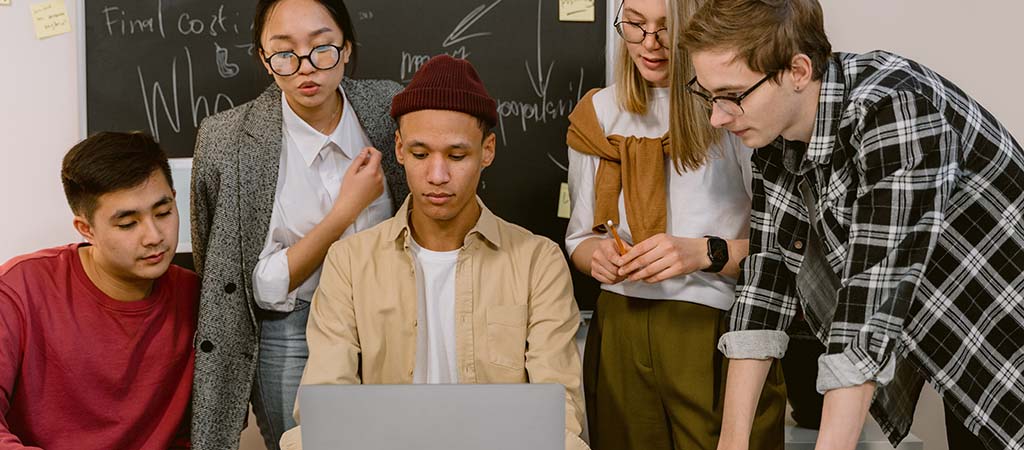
[252,86,393,312]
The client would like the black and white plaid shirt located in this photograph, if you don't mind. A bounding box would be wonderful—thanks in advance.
[717,51,1024,450]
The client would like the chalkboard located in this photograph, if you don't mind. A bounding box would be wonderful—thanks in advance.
[84,0,607,310]
[85,0,267,157]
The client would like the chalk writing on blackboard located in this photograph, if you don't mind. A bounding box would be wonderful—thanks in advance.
[136,47,237,142]
[94,2,256,143]
[443,0,501,48]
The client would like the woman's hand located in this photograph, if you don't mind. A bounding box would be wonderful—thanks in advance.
[331,147,385,221]
[589,238,633,284]
[618,234,711,283]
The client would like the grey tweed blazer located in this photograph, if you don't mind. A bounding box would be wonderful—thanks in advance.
[189,78,407,450]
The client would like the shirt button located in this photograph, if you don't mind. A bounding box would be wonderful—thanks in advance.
[793,240,804,250]
[413,320,418,327]
[200,340,215,353]
[224,282,237,294]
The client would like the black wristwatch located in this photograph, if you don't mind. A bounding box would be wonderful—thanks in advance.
[701,236,728,273]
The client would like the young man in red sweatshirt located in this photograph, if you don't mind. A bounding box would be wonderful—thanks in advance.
[0,132,199,449]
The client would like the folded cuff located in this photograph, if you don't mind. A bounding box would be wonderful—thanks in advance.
[253,249,296,312]
[718,330,790,359]
[816,348,896,393]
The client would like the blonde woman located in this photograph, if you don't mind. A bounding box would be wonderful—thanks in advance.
[564,0,785,448]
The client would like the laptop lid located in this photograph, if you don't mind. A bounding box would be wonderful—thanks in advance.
[298,383,565,450]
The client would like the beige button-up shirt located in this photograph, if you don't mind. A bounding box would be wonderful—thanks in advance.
[281,197,588,450]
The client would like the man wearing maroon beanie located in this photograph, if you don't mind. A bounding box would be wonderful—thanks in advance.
[280,55,589,450]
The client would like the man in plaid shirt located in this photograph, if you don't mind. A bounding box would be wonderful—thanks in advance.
[679,0,1024,449]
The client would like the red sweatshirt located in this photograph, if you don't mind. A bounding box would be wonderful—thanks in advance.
[0,244,198,449]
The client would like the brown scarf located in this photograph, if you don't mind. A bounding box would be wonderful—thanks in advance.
[566,88,670,243]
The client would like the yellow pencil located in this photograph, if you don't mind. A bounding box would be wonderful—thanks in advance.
[606,220,626,256]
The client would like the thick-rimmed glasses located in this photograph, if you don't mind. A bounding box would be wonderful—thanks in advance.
[686,73,775,116]
[263,44,344,77]
[615,21,669,48]
[613,2,669,48]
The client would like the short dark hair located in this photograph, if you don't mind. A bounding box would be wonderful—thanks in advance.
[252,0,358,74]
[61,131,172,220]
[476,117,495,140]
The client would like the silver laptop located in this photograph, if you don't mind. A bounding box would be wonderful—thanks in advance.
[298,383,565,450]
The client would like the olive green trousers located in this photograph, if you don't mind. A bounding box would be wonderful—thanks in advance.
[584,291,786,450]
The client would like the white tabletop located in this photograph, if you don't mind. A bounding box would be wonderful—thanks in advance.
[785,416,924,449]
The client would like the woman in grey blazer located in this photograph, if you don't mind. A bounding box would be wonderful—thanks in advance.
[189,0,408,448]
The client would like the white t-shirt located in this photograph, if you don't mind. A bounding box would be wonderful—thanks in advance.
[410,237,460,384]
[565,85,754,310]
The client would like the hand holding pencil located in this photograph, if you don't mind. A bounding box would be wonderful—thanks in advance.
[606,219,627,256]
[582,220,632,285]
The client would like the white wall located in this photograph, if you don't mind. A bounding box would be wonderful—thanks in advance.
[2,1,1021,449]
[822,0,1024,138]
[0,0,83,260]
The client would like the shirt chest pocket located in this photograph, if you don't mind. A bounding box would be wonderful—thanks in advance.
[485,304,528,370]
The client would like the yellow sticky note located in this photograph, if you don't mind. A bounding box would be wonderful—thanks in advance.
[559,0,595,22]
[31,0,71,39]
[558,182,571,219]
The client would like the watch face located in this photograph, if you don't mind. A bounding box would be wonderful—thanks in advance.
[709,238,728,263]
[703,237,728,273]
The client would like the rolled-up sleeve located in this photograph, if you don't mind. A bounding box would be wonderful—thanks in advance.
[252,240,295,312]
[816,351,897,393]
[718,330,790,360]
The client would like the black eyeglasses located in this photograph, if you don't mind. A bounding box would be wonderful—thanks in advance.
[615,21,669,48]
[262,44,344,77]
[686,73,775,116]
[613,2,669,48]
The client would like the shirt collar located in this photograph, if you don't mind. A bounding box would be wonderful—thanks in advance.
[281,85,358,167]
[770,55,847,176]
[806,55,847,166]
[387,195,502,249]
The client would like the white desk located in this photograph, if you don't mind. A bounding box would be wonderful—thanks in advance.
[785,417,924,449]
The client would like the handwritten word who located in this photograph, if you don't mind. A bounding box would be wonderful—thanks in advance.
[136,47,236,142]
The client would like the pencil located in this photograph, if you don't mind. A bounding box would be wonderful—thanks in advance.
[606,219,626,255]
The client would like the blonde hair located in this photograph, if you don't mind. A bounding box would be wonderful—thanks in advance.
[614,36,651,115]
[668,0,722,172]
[614,0,722,172]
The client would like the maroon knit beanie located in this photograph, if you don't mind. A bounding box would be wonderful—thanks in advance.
[390,55,498,128]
